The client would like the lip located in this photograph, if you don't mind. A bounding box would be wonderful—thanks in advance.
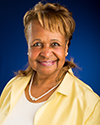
[37,60,57,66]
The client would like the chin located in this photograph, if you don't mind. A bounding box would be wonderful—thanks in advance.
[38,69,59,76]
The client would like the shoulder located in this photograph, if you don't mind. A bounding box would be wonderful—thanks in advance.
[0,77,20,103]
[68,69,100,99]
[0,76,22,95]
[67,69,100,123]
[0,77,17,96]
[0,75,31,105]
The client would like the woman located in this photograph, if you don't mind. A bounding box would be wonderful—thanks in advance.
[0,2,100,125]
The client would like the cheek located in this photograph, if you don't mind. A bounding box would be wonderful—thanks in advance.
[28,48,40,57]
[54,48,66,68]
[28,48,40,65]
[54,48,66,59]
[28,49,40,70]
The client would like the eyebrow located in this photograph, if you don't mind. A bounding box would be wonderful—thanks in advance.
[31,38,61,44]
[50,39,61,43]
[31,38,41,44]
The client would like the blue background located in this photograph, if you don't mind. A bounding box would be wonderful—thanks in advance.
[0,0,100,96]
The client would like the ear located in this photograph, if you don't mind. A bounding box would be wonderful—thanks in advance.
[66,40,69,45]
[65,40,69,56]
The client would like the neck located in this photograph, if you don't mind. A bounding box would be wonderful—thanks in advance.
[33,71,59,87]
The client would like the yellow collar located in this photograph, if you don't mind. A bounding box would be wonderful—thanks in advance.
[10,69,74,111]
[57,70,74,96]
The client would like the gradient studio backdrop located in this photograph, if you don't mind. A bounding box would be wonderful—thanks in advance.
[0,0,100,96]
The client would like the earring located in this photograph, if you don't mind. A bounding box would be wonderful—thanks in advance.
[66,52,68,56]
[27,53,29,55]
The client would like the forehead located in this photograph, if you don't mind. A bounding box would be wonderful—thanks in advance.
[27,20,66,45]
[28,20,43,33]
[27,19,65,36]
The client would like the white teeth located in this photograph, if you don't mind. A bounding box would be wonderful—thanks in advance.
[41,61,52,63]
[42,62,52,65]
[39,61,55,66]
[43,62,52,64]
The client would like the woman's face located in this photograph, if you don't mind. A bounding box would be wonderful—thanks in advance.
[27,20,68,77]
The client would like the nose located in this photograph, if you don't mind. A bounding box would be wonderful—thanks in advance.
[40,47,52,58]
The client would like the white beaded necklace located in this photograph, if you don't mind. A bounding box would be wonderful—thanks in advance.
[29,74,60,101]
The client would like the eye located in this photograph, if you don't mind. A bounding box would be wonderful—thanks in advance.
[32,42,43,47]
[51,42,60,47]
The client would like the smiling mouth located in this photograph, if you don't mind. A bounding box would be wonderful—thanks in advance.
[37,60,57,66]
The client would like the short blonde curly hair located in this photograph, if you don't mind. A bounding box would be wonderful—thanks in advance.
[23,2,75,47]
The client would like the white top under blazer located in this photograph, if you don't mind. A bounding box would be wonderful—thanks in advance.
[3,91,45,125]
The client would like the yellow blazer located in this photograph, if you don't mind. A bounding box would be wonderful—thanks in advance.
[0,69,100,125]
